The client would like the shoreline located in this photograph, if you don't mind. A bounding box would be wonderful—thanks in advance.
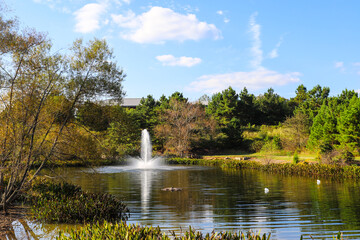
[0,205,29,238]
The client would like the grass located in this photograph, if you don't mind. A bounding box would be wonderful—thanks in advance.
[202,152,317,163]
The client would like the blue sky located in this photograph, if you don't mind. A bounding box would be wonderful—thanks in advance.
[6,0,360,100]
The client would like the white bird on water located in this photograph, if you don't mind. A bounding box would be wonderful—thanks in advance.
[317,179,321,185]
[264,188,269,194]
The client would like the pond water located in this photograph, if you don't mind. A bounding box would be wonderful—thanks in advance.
[7,165,360,239]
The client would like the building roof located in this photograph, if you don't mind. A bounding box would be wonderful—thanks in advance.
[121,98,142,107]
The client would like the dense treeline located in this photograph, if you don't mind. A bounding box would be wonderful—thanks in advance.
[74,84,359,162]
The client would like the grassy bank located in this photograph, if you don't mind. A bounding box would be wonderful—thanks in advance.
[167,157,360,179]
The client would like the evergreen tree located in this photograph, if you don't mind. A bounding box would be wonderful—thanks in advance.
[337,95,360,152]
[206,87,243,147]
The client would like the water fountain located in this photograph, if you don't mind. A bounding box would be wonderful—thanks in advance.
[131,129,163,169]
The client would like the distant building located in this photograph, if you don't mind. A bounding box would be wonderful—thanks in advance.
[121,98,142,108]
[100,97,208,108]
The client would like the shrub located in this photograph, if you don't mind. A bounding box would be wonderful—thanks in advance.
[293,151,299,164]
[30,179,129,223]
[250,139,264,152]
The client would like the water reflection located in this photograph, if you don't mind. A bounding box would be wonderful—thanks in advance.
[5,166,360,239]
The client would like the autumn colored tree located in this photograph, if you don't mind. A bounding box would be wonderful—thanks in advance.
[155,99,215,157]
[281,112,310,151]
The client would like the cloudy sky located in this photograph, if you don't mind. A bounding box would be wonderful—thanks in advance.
[6,0,360,100]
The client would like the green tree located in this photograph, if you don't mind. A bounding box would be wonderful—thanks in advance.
[296,84,330,122]
[238,87,258,125]
[308,101,339,152]
[337,96,360,153]
[77,101,113,131]
[256,88,290,125]
[206,87,243,147]
[135,95,159,132]
[105,109,141,157]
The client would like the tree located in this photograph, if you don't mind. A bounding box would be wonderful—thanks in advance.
[105,108,141,157]
[155,99,215,157]
[206,87,243,147]
[135,95,159,133]
[295,84,330,122]
[0,13,125,213]
[307,99,341,152]
[256,88,290,125]
[77,101,113,131]
[238,87,258,125]
[337,96,360,153]
[281,112,310,151]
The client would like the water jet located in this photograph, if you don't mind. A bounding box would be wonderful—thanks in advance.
[130,129,163,169]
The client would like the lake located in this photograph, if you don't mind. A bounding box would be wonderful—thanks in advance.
[7,164,360,239]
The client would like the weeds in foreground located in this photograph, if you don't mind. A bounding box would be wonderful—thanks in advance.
[57,221,271,240]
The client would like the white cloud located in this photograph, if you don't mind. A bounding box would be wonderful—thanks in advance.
[188,68,301,93]
[74,3,107,33]
[268,37,283,59]
[355,89,360,93]
[249,12,262,69]
[156,55,202,67]
[353,62,360,67]
[216,10,223,15]
[187,12,300,93]
[111,6,221,44]
[334,61,346,72]
[335,61,344,69]
[216,10,230,23]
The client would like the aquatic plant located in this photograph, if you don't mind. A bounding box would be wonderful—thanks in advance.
[30,179,129,223]
[167,158,360,179]
[57,221,271,240]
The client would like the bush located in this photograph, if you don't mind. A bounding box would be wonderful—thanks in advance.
[30,179,129,223]
[250,139,264,152]
[293,151,299,164]
[320,149,354,166]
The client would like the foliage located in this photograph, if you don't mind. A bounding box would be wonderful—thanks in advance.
[256,88,291,125]
[57,221,271,240]
[76,101,118,132]
[337,96,360,153]
[167,158,360,179]
[206,87,243,147]
[30,179,129,223]
[0,11,125,212]
[295,84,330,122]
[293,151,299,164]
[105,108,141,157]
[155,98,216,157]
[281,111,310,151]
[319,149,354,166]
